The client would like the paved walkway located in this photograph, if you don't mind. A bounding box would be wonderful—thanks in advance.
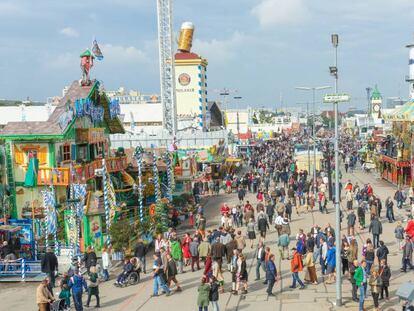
[0,167,412,310]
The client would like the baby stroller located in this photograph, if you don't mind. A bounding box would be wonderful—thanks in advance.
[49,299,69,311]
[120,257,142,287]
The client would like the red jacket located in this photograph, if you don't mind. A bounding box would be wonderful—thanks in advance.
[290,251,303,272]
[220,205,230,216]
[204,256,212,275]
[406,220,414,239]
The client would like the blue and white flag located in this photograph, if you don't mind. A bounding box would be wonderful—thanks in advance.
[92,39,104,60]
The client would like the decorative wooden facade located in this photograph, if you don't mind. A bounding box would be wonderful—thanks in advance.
[0,79,124,224]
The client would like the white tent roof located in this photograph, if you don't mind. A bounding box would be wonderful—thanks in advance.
[119,103,163,123]
[0,105,55,126]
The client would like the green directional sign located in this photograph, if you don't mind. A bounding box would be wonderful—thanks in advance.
[323,93,351,103]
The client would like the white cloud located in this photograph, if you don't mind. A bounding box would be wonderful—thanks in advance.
[60,27,79,38]
[193,32,245,63]
[251,0,308,28]
[0,2,27,16]
[101,44,148,64]
[47,52,78,69]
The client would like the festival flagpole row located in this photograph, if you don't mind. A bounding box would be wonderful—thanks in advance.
[164,152,173,202]
[135,147,144,223]
[153,152,160,203]
[102,159,111,246]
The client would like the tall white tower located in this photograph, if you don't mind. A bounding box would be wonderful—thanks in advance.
[157,0,178,135]
[406,34,414,100]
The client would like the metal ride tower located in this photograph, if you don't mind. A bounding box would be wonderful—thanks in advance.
[157,0,177,136]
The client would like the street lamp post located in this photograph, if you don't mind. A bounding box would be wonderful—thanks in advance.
[296,102,311,175]
[330,33,342,307]
[234,96,243,136]
[295,86,331,205]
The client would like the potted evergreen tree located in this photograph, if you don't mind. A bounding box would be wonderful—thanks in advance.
[109,219,135,261]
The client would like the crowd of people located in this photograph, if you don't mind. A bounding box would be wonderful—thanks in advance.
[32,133,414,311]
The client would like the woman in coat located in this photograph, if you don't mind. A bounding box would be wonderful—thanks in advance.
[197,277,210,311]
[209,276,220,311]
[369,270,381,311]
[378,259,391,301]
[85,266,100,308]
[246,218,256,249]
[235,254,248,294]
[303,250,318,285]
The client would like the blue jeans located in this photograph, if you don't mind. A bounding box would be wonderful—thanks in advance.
[256,260,266,280]
[139,256,146,273]
[153,275,170,295]
[211,300,219,311]
[366,260,373,275]
[320,258,326,275]
[291,272,304,288]
[359,285,365,311]
[72,291,83,311]
[102,269,109,281]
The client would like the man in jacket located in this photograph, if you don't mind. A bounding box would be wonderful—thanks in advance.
[320,237,328,275]
[349,260,358,302]
[347,211,356,236]
[257,211,270,239]
[325,244,336,284]
[41,247,58,291]
[170,238,184,273]
[166,253,182,292]
[289,247,305,289]
[225,238,238,271]
[369,216,383,248]
[189,237,200,272]
[198,237,211,264]
[83,246,97,274]
[255,241,266,281]
[234,231,246,253]
[378,259,391,301]
[152,254,171,297]
[210,237,226,268]
[68,269,88,311]
[376,241,389,263]
[266,202,275,224]
[401,235,414,272]
[354,260,367,311]
[36,278,55,311]
[278,233,290,260]
[265,254,278,296]
[134,239,147,274]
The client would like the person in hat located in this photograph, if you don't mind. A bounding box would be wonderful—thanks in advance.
[41,247,58,292]
[36,277,55,311]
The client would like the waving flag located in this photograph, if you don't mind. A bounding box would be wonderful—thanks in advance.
[92,39,104,60]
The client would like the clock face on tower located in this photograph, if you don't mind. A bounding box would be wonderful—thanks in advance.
[373,104,380,112]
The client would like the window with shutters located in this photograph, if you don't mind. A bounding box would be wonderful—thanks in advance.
[62,145,71,161]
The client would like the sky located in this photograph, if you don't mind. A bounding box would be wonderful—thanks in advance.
[0,0,414,111]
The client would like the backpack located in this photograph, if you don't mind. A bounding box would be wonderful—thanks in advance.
[296,240,306,255]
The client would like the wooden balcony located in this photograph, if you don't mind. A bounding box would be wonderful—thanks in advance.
[37,167,70,186]
[36,156,128,186]
[79,156,128,181]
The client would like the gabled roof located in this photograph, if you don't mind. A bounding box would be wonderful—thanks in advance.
[0,80,124,139]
